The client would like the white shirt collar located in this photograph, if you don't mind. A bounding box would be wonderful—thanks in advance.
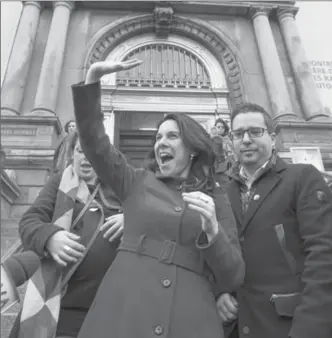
[239,160,269,188]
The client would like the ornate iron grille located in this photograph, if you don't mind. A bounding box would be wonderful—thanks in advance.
[116,44,211,89]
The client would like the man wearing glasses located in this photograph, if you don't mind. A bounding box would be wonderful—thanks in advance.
[217,103,332,338]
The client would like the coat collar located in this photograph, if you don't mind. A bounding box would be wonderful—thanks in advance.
[155,170,186,183]
[228,156,288,235]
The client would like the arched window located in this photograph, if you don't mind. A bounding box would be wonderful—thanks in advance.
[116,43,211,89]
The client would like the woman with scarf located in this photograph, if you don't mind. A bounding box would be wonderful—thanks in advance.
[53,119,77,173]
[71,59,244,338]
[10,131,124,338]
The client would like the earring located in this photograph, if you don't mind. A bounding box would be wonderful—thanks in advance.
[190,154,195,160]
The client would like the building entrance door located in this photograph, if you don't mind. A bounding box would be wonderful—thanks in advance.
[114,111,164,168]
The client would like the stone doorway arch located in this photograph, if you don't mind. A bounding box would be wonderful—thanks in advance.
[83,14,246,108]
[82,13,246,166]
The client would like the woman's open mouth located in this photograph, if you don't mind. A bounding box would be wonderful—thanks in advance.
[160,153,174,165]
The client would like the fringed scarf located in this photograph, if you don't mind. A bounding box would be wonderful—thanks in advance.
[16,165,97,338]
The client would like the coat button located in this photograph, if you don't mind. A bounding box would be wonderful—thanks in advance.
[162,278,171,287]
[154,325,163,335]
[242,326,250,334]
[174,206,182,212]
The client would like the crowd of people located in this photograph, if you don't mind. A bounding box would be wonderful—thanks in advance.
[7,59,332,338]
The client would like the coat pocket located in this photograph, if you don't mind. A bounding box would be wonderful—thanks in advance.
[270,292,301,318]
[274,224,297,274]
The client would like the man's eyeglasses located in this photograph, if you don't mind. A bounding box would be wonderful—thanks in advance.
[230,127,269,140]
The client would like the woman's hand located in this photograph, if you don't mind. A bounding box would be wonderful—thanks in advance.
[182,191,219,241]
[100,213,124,242]
[85,59,143,84]
[216,293,238,323]
[46,231,86,267]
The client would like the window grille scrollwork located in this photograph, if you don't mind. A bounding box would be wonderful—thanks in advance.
[117,44,211,89]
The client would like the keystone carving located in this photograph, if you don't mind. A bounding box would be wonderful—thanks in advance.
[154,5,174,38]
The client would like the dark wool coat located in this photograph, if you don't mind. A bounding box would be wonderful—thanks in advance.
[71,81,245,338]
[227,157,332,338]
[17,173,122,337]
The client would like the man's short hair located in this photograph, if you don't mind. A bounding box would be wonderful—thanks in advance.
[230,103,275,133]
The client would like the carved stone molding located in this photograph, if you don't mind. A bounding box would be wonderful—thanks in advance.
[276,6,299,21]
[86,15,245,108]
[23,1,43,10]
[3,148,55,170]
[154,5,174,38]
[248,6,273,20]
[53,0,75,11]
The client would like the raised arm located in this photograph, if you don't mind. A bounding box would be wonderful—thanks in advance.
[72,59,143,202]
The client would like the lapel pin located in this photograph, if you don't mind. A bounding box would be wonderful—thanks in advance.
[253,194,260,201]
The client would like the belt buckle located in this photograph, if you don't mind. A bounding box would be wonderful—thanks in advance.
[159,240,176,264]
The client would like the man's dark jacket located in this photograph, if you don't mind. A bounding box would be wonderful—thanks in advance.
[226,157,332,338]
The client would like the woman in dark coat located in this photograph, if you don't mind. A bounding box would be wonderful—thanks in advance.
[72,59,245,338]
[16,131,124,338]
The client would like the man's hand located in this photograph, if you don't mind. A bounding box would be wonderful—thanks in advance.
[217,293,238,323]
[46,231,86,267]
[100,213,124,242]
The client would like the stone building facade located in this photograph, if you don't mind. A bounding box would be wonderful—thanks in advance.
[1,0,332,334]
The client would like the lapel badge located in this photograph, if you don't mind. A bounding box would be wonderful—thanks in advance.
[253,194,260,201]
[316,190,327,203]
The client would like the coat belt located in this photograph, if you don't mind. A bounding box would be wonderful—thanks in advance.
[118,236,204,275]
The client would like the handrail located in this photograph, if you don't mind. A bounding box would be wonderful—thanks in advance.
[0,240,23,263]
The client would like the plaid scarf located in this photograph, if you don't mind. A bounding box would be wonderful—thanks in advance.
[17,165,93,338]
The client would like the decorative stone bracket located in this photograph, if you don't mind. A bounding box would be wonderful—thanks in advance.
[154,5,174,38]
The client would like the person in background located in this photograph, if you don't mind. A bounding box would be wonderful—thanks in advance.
[213,118,235,171]
[215,118,229,137]
[53,119,77,173]
[71,59,244,338]
[217,103,332,338]
[10,131,124,338]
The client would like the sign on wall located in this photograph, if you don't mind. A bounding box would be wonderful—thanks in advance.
[308,60,332,115]
[290,146,325,172]
[296,2,332,116]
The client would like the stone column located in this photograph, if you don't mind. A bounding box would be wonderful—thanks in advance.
[1,2,42,116]
[30,1,74,116]
[277,7,330,121]
[250,7,298,121]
